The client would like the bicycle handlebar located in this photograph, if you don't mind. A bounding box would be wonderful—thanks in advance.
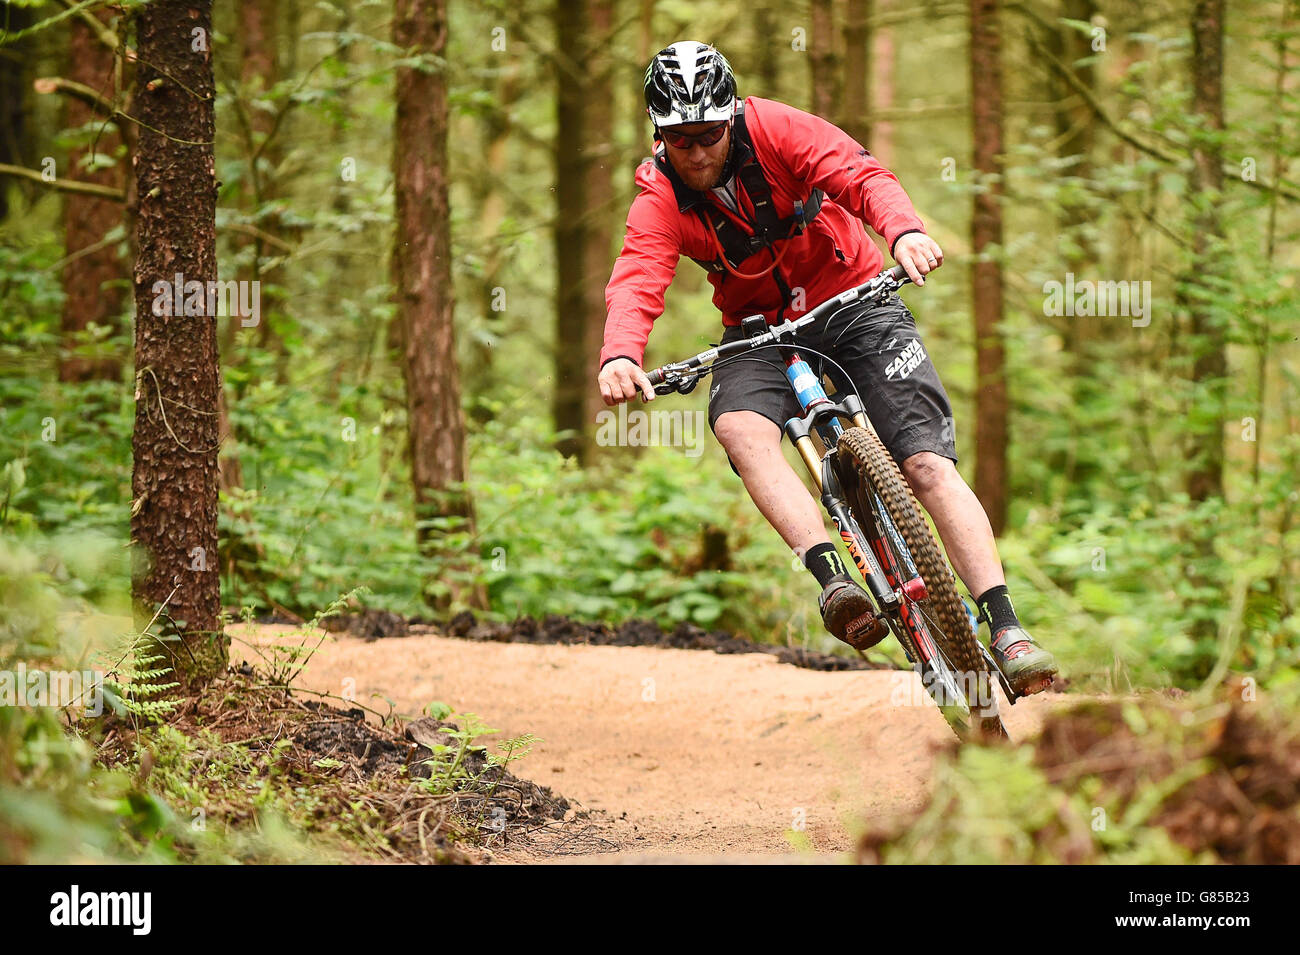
[645,264,913,393]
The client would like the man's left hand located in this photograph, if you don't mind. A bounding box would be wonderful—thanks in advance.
[894,233,944,287]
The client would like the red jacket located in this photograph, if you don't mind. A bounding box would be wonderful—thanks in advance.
[600,96,927,369]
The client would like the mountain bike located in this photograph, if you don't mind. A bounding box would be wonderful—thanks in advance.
[645,265,1018,741]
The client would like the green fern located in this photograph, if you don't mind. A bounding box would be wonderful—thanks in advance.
[98,641,180,721]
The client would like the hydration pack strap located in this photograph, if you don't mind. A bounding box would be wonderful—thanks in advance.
[654,108,824,276]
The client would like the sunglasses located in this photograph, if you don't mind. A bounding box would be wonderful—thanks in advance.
[660,121,728,150]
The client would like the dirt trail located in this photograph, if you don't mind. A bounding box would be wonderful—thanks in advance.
[232,623,1073,861]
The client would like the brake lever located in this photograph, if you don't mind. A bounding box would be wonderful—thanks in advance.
[867,273,901,305]
[649,364,691,397]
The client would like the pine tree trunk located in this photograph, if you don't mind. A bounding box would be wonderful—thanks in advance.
[582,1,616,455]
[392,0,479,610]
[218,0,282,492]
[871,2,896,166]
[239,0,287,365]
[752,3,779,97]
[969,0,1008,535]
[0,3,32,221]
[470,59,519,389]
[552,0,614,463]
[1048,0,1096,267]
[59,9,125,384]
[1048,0,1099,492]
[130,0,226,689]
[842,0,872,145]
[809,0,839,118]
[1185,0,1226,503]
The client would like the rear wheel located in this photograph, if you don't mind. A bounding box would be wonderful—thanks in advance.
[836,426,1008,741]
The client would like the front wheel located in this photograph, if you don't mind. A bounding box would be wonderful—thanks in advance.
[836,426,1008,741]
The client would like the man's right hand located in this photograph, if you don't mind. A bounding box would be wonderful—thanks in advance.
[598,357,656,406]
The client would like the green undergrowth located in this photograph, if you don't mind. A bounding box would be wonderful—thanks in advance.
[0,535,535,864]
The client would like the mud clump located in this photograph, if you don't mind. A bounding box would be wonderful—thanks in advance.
[292,703,573,832]
[276,607,886,671]
[428,610,884,671]
[292,699,411,775]
[402,717,572,829]
[321,608,409,640]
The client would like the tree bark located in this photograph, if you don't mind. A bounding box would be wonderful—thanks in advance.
[843,0,872,145]
[130,0,226,689]
[59,9,125,383]
[469,58,519,389]
[218,0,283,492]
[0,3,32,221]
[1184,0,1226,503]
[624,0,655,216]
[238,0,286,364]
[1048,0,1099,492]
[871,1,896,165]
[552,0,615,463]
[752,2,779,97]
[582,1,616,456]
[392,0,479,610]
[969,0,1008,534]
[809,0,839,119]
[1048,0,1096,266]
[235,0,279,290]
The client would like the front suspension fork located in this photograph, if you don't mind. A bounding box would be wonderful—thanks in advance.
[786,398,928,626]
[815,455,898,613]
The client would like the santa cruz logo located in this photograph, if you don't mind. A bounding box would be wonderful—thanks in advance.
[884,339,927,381]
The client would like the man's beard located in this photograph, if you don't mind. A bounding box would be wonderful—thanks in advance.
[677,155,727,191]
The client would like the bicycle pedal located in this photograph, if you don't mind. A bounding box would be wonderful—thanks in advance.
[1020,674,1056,697]
[844,612,888,650]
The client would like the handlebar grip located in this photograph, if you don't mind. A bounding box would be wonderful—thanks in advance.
[646,367,665,386]
[888,264,909,283]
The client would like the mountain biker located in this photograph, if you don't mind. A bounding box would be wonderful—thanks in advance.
[596,41,1057,696]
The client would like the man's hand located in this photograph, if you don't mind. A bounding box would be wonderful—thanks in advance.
[894,233,944,287]
[598,357,655,406]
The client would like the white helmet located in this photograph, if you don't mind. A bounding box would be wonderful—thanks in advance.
[643,41,737,127]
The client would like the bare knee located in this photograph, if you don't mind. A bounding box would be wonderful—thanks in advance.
[901,451,957,497]
[714,411,781,464]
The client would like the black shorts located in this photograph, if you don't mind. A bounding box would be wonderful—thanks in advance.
[706,292,957,474]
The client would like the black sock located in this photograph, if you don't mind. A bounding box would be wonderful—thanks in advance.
[804,543,848,588]
[976,584,1021,633]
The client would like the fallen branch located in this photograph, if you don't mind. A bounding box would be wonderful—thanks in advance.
[0,162,124,200]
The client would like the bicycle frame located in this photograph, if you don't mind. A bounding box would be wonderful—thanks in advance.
[769,329,944,668]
